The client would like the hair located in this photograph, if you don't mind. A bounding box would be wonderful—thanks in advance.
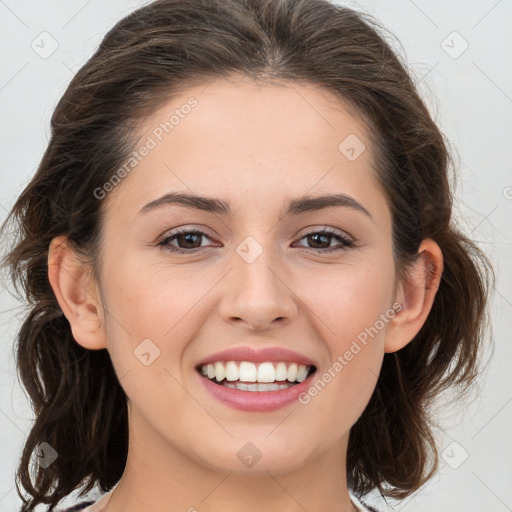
[1,0,493,510]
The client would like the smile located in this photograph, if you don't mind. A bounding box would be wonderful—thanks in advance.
[198,361,315,391]
[196,360,318,412]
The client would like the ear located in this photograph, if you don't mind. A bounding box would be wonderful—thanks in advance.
[47,235,107,350]
[384,238,443,353]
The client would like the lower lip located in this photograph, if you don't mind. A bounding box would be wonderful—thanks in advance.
[197,371,316,412]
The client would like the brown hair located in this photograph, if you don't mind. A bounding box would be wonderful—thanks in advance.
[1,0,493,510]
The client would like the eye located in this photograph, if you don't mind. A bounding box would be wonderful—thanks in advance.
[156,226,355,254]
[293,228,355,253]
[157,227,217,253]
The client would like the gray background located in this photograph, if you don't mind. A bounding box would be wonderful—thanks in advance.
[1,1,511,511]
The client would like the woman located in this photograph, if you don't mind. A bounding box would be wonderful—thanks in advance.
[1,0,492,510]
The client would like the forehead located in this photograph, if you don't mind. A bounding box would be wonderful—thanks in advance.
[104,75,388,223]
[144,75,368,159]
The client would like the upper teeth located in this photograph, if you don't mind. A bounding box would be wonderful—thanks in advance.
[199,361,311,383]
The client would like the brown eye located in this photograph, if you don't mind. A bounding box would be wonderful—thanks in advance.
[295,228,355,253]
[157,228,216,253]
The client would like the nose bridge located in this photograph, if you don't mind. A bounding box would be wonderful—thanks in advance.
[234,233,286,296]
[219,233,297,329]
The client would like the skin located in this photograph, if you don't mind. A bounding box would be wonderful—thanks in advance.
[48,75,443,512]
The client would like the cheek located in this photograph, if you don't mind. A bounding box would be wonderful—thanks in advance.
[297,259,394,422]
[101,251,206,337]
[97,258,201,420]
[303,257,396,347]
[98,251,224,391]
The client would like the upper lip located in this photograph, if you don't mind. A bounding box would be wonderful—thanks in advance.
[196,346,317,369]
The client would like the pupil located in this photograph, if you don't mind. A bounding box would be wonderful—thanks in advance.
[181,233,200,248]
[309,234,329,248]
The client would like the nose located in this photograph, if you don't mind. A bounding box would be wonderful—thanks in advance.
[218,242,298,331]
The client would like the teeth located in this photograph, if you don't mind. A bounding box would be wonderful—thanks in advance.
[296,364,309,382]
[225,361,238,381]
[223,381,295,391]
[275,362,287,381]
[239,361,257,382]
[287,363,298,382]
[200,361,312,384]
[257,362,275,382]
[214,362,225,382]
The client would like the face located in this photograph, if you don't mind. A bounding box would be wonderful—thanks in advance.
[94,75,399,475]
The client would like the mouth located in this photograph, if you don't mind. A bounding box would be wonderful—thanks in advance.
[196,361,317,391]
[195,359,318,412]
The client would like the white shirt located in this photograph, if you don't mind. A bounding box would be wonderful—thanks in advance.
[79,488,378,511]
[349,490,379,511]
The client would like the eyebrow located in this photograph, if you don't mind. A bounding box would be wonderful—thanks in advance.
[139,192,373,220]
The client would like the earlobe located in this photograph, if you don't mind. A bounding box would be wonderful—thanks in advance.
[47,235,107,350]
[384,239,443,353]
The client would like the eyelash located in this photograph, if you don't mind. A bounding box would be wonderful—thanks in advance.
[156,227,355,254]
